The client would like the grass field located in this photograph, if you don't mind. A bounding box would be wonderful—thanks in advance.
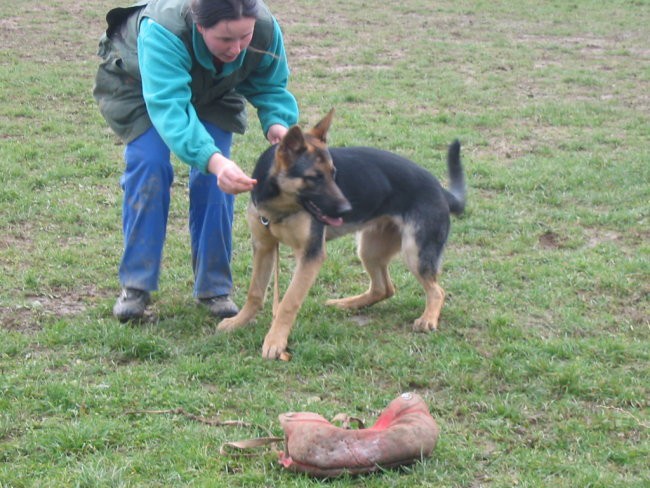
[1,0,648,486]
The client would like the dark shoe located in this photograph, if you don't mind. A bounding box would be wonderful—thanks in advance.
[113,288,151,322]
[198,295,239,319]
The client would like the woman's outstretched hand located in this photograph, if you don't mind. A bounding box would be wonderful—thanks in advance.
[208,152,257,194]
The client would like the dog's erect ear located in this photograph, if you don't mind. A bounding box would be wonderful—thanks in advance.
[276,125,306,170]
[309,108,335,143]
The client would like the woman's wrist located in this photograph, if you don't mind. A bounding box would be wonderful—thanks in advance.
[207,152,228,176]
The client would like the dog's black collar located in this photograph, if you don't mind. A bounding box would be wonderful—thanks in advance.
[257,208,293,227]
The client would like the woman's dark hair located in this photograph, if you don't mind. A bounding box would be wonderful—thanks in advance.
[190,0,259,28]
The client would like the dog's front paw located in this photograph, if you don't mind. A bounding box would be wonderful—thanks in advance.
[413,317,438,333]
[262,333,288,360]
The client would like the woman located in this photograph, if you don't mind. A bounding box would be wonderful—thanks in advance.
[93,0,299,322]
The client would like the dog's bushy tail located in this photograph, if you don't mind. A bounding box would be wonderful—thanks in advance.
[443,139,466,215]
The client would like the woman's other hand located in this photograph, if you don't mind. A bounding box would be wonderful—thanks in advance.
[266,124,289,145]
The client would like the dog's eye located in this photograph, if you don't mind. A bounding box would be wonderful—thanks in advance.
[308,173,325,183]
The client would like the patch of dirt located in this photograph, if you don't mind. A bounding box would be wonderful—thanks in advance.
[583,229,621,249]
[1,286,110,334]
[538,230,564,249]
[0,18,19,31]
[475,125,577,165]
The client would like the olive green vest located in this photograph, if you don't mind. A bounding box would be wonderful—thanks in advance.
[93,0,274,142]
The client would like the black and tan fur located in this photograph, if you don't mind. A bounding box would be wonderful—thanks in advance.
[218,110,466,359]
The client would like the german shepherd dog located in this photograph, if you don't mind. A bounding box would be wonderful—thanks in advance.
[218,110,466,359]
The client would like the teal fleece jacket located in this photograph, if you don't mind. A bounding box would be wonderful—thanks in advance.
[137,17,298,172]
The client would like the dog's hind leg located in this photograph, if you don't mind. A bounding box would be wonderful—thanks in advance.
[412,279,445,332]
[402,225,446,332]
[326,221,400,309]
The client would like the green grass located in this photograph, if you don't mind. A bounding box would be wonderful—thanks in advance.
[1,0,648,486]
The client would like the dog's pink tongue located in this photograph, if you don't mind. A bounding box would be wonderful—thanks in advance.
[323,216,343,227]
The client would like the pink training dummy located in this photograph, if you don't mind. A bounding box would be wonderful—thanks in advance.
[278,392,440,477]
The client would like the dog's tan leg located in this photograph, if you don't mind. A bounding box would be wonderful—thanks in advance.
[262,252,324,359]
[401,224,445,331]
[413,279,445,332]
[327,223,400,309]
[217,212,277,332]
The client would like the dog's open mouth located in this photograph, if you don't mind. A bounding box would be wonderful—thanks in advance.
[304,200,344,227]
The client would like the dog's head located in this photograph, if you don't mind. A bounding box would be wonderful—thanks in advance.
[273,109,351,227]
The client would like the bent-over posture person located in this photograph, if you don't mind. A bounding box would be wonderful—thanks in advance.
[93,0,299,321]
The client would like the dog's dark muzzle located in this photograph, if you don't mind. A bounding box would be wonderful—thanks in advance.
[303,196,351,228]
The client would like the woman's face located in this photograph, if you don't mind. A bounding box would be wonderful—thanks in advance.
[197,17,256,64]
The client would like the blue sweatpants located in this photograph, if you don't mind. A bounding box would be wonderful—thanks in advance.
[119,122,234,299]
